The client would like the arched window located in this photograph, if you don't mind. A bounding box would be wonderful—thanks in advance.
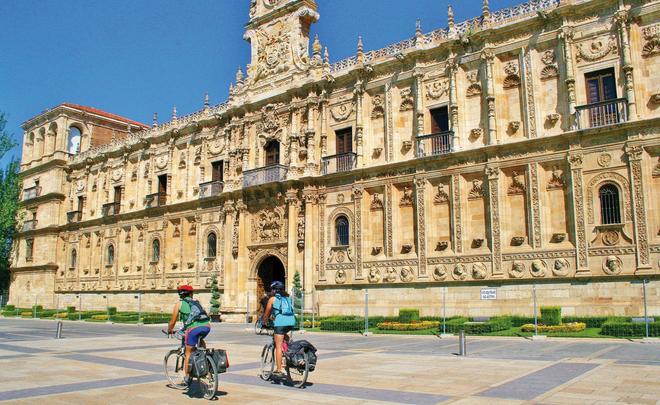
[599,184,621,224]
[207,232,217,258]
[264,140,280,166]
[107,244,114,266]
[67,126,82,154]
[70,249,77,269]
[152,239,160,262]
[335,216,349,246]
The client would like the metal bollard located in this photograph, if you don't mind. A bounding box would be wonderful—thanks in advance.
[458,330,467,356]
[55,321,63,339]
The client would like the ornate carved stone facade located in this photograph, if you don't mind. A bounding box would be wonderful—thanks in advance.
[11,0,660,318]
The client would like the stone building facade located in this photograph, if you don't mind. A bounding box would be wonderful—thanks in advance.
[10,0,660,319]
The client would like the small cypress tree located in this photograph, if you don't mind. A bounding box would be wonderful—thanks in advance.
[292,271,303,312]
[209,272,221,315]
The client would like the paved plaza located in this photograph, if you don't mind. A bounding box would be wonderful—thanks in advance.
[0,318,658,404]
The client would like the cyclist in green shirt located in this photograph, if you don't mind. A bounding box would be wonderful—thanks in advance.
[167,285,211,386]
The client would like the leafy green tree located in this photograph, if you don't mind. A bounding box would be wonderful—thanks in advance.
[0,113,19,292]
[292,270,303,312]
[209,271,221,315]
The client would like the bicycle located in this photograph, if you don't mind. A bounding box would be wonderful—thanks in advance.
[259,328,310,388]
[162,329,219,400]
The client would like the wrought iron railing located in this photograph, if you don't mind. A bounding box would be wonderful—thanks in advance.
[243,165,288,188]
[22,219,37,232]
[199,180,224,199]
[145,192,167,208]
[575,98,628,130]
[67,210,82,223]
[23,186,41,201]
[102,202,120,216]
[416,131,453,158]
[322,152,357,175]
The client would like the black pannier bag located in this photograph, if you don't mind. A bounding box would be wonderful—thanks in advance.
[210,348,229,373]
[285,340,317,371]
[189,350,209,378]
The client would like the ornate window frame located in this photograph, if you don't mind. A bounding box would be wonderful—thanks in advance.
[586,172,631,224]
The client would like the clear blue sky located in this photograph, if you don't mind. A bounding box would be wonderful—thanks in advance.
[0,0,522,167]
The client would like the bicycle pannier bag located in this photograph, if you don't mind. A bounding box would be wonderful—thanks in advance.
[184,299,210,328]
[210,349,229,373]
[189,350,209,378]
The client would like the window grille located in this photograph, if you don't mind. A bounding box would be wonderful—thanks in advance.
[71,249,77,269]
[152,240,160,262]
[335,216,349,246]
[599,184,621,224]
[207,233,217,258]
[107,245,115,266]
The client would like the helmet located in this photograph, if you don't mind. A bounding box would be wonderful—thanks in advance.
[177,285,193,296]
[269,281,284,292]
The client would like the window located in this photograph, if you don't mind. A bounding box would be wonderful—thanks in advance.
[70,249,77,269]
[211,161,224,182]
[335,128,353,155]
[157,174,167,205]
[152,239,160,262]
[107,244,115,266]
[67,126,82,154]
[25,239,34,262]
[207,232,217,258]
[430,106,449,133]
[599,184,621,224]
[265,141,280,166]
[335,216,349,246]
[586,68,617,104]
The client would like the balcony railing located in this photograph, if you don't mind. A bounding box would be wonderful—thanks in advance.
[322,152,357,175]
[416,131,453,158]
[102,202,120,216]
[23,186,41,201]
[67,210,82,223]
[575,98,627,130]
[199,180,224,199]
[145,192,167,208]
[22,219,37,232]
[243,164,288,187]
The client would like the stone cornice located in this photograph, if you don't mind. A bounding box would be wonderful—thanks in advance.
[16,225,62,238]
[10,263,58,273]
[19,158,69,179]
[18,192,66,208]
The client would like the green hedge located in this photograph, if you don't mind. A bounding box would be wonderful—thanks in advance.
[37,310,58,318]
[32,305,43,312]
[540,306,562,326]
[463,317,513,334]
[601,320,660,337]
[67,306,76,313]
[320,316,365,332]
[107,307,117,315]
[4,305,15,311]
[142,315,171,324]
[509,316,536,327]
[561,316,625,328]
[398,309,420,323]
[439,317,470,334]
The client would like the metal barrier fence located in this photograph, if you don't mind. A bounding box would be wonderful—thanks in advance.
[288,279,658,339]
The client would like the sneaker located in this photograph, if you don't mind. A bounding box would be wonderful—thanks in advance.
[272,371,286,379]
[183,376,193,387]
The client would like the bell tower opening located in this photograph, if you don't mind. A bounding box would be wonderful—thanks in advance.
[256,255,286,311]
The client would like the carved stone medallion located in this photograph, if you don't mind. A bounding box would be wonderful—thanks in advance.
[335,269,347,284]
[385,267,397,283]
[368,268,381,283]
[471,263,487,280]
[509,261,525,278]
[452,264,467,280]
[602,255,622,275]
[432,265,447,281]
[400,267,414,282]
[530,260,546,277]
[552,258,570,276]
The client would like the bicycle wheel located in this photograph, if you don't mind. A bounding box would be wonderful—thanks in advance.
[260,343,274,381]
[164,349,187,390]
[199,354,219,400]
[285,351,310,388]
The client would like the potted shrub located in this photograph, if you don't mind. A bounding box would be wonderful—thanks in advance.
[209,272,221,322]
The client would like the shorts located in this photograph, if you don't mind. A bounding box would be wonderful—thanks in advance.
[273,325,293,335]
[185,325,210,347]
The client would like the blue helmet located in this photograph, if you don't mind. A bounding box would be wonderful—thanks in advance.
[270,281,285,292]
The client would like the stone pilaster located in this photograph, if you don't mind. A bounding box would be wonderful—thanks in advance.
[385,82,394,162]
[354,79,365,167]
[614,9,637,120]
[320,95,328,158]
[385,183,393,256]
[559,25,576,128]
[414,177,427,278]
[352,186,364,279]
[625,144,651,272]
[285,190,298,285]
[482,49,498,144]
[318,193,327,281]
[413,68,425,150]
[486,165,502,278]
[451,174,463,253]
[521,48,538,138]
[528,163,542,249]
[447,55,460,150]
[302,190,316,288]
[305,100,317,175]
[568,153,589,274]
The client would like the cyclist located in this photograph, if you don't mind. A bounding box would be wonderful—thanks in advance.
[167,285,211,386]
[261,281,296,378]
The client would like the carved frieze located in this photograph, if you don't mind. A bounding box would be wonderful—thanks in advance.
[468,179,484,200]
[434,183,449,204]
[370,193,384,210]
[251,208,286,243]
[642,24,660,57]
[371,94,384,119]
[399,186,413,207]
[507,171,526,195]
[576,35,618,63]
[331,101,355,122]
[425,80,449,100]
[399,88,414,111]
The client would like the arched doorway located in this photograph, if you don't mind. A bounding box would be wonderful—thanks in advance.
[256,255,286,312]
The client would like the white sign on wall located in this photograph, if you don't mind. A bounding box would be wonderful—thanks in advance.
[480,288,497,300]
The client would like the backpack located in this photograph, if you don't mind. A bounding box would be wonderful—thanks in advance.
[183,299,210,328]
[189,350,209,378]
[276,295,295,316]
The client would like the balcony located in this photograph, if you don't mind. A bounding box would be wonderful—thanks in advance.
[243,164,288,187]
[199,180,224,199]
[575,98,627,130]
[67,210,82,223]
[22,186,41,201]
[322,152,357,175]
[416,131,453,158]
[22,219,37,232]
[101,202,120,217]
[145,192,167,208]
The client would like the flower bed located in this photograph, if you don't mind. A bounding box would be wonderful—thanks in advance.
[521,322,586,333]
[377,321,439,331]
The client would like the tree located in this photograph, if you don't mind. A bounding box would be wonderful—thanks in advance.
[0,113,18,292]
[209,271,221,316]
[292,270,303,312]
